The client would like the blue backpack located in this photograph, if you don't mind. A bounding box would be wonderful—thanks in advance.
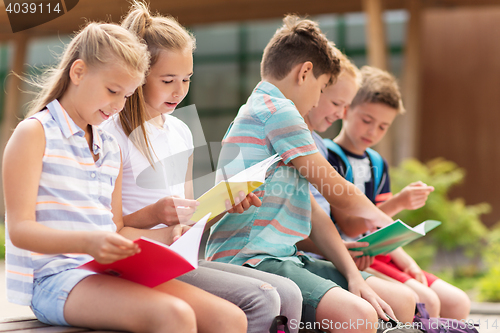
[323,138,385,200]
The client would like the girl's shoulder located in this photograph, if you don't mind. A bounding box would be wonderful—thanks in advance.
[100,116,128,144]
[165,114,191,132]
[164,114,193,143]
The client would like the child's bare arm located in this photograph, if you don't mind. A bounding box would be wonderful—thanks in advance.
[308,193,395,321]
[331,207,375,237]
[123,196,199,228]
[3,120,138,263]
[292,152,392,227]
[109,160,190,245]
[377,181,434,217]
[389,247,427,285]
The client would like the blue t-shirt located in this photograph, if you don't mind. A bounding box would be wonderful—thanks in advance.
[205,81,319,267]
[327,144,391,241]
[328,145,391,204]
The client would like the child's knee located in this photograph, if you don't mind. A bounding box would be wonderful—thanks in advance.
[153,297,196,331]
[418,288,441,317]
[221,304,248,332]
[277,278,303,310]
[355,300,378,333]
[256,283,282,317]
[394,285,417,324]
[338,297,378,332]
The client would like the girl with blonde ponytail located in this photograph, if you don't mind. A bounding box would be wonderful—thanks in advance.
[3,21,208,332]
[101,1,303,332]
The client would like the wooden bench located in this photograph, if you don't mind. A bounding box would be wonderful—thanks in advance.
[1,315,321,332]
[0,316,125,332]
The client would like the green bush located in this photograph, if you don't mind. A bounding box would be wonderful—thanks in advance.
[0,222,5,260]
[390,158,489,269]
[479,225,500,301]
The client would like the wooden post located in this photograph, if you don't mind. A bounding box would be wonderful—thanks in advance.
[363,0,387,70]
[0,34,28,216]
[362,0,393,164]
[395,0,422,164]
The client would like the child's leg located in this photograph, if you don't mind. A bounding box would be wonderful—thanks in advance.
[155,278,247,333]
[255,259,378,333]
[189,260,302,333]
[404,279,441,317]
[365,276,416,324]
[64,274,196,333]
[430,279,470,320]
[316,287,378,333]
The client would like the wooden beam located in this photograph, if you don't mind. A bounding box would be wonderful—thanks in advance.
[0,0,498,38]
[395,0,422,163]
[0,33,28,216]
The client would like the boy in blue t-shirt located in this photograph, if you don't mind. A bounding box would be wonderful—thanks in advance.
[324,66,470,320]
[206,16,418,329]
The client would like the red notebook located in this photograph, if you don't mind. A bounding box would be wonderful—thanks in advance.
[78,213,210,288]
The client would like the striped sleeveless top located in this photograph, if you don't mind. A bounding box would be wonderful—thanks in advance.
[5,99,120,305]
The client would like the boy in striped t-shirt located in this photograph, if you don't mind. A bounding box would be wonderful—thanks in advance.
[206,15,416,331]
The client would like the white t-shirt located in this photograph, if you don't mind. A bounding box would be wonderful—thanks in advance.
[101,115,194,224]
[347,155,372,195]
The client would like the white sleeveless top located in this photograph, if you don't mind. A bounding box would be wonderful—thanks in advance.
[5,100,120,305]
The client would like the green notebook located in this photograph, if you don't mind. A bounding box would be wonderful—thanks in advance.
[349,219,441,257]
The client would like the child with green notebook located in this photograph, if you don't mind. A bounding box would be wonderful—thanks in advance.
[314,65,470,320]
[206,15,419,330]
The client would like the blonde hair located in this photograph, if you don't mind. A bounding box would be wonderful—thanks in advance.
[120,0,196,166]
[261,15,340,85]
[337,52,361,88]
[26,22,150,118]
[351,66,405,114]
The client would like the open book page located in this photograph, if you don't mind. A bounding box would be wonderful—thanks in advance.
[78,213,211,287]
[169,216,207,266]
[190,154,281,222]
[350,219,441,257]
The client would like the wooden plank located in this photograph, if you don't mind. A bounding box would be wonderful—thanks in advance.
[8,326,89,333]
[394,0,423,164]
[362,0,393,164]
[0,317,126,332]
[0,318,125,332]
[419,6,500,226]
[0,319,49,331]
[0,0,498,39]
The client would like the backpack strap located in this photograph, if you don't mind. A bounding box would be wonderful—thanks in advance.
[323,139,353,183]
[365,147,385,199]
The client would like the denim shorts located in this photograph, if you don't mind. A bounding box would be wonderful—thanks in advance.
[31,269,97,326]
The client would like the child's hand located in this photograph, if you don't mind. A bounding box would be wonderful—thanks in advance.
[87,231,140,264]
[349,278,397,322]
[404,262,428,286]
[396,181,434,211]
[166,224,192,245]
[344,241,374,271]
[153,196,199,225]
[226,191,262,214]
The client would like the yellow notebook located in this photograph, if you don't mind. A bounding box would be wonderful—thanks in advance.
[190,154,281,222]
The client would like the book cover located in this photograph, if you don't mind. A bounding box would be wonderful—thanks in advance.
[350,219,441,257]
[78,213,210,287]
[190,154,281,222]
